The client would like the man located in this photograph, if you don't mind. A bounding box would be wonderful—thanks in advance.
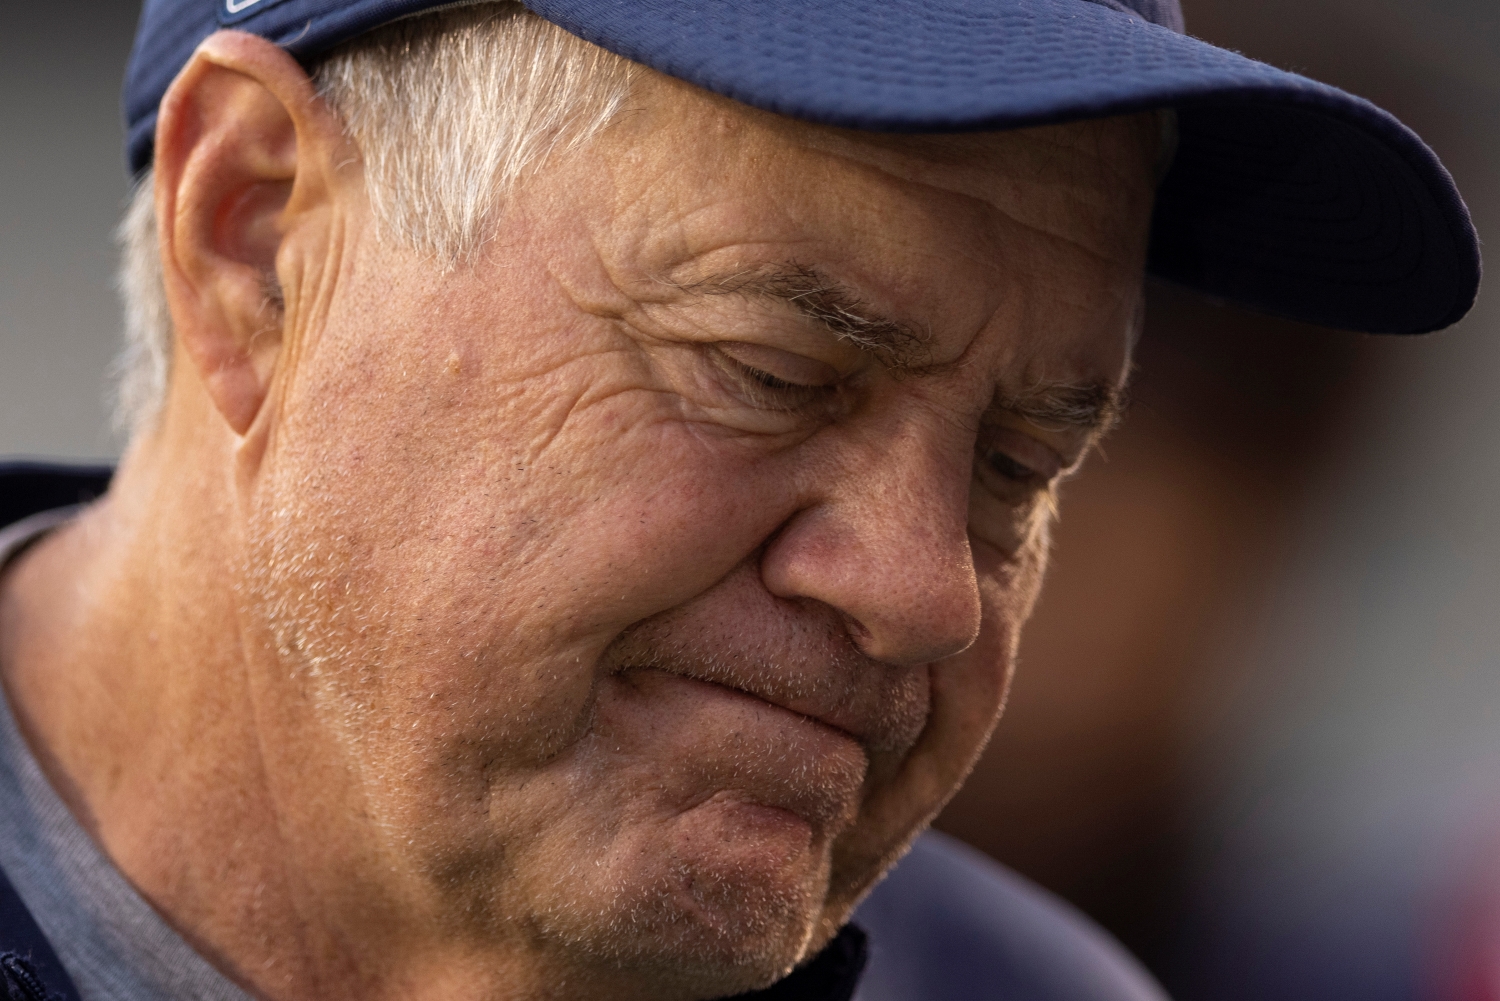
[0,1,1479,1000]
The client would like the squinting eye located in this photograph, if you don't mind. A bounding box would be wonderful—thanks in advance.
[972,427,1064,511]
[708,342,842,414]
[715,341,840,391]
[986,450,1037,483]
[970,428,1069,553]
[737,363,809,392]
[717,354,827,411]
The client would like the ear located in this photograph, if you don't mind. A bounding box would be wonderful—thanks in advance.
[153,31,348,436]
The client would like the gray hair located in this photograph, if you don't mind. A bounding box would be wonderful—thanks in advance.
[113,2,635,438]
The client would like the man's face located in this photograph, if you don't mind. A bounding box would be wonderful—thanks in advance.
[235,69,1157,998]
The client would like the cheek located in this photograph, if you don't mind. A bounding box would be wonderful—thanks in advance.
[241,284,808,812]
[976,524,1051,642]
[819,537,1046,920]
[931,545,1043,769]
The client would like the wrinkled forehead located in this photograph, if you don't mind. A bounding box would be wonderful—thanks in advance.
[620,70,1162,271]
[576,75,1152,397]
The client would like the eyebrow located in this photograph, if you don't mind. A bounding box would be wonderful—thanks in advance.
[991,380,1128,435]
[660,262,931,370]
[660,262,1126,433]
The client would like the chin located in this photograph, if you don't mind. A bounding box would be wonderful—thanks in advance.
[529,797,837,999]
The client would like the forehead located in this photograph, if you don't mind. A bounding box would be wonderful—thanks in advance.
[605,71,1162,268]
[533,69,1159,400]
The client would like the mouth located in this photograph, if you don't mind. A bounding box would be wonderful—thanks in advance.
[604,642,907,760]
[600,599,933,764]
[668,671,871,749]
[593,667,874,831]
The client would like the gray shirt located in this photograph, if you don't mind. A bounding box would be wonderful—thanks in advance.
[0,509,251,1001]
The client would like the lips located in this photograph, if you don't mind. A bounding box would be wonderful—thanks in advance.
[595,667,877,831]
[664,668,875,750]
[601,606,931,761]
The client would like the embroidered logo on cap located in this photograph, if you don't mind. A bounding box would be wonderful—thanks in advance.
[219,0,295,26]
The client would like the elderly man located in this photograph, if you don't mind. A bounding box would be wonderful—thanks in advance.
[0,1,1479,999]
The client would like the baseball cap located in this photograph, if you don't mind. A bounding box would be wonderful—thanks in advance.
[123,0,1482,335]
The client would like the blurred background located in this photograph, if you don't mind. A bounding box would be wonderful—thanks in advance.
[1,2,1496,998]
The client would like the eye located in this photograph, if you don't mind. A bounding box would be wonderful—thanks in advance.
[736,362,807,393]
[968,427,1072,553]
[973,449,1042,512]
[973,428,1061,503]
[709,342,842,412]
[985,449,1038,484]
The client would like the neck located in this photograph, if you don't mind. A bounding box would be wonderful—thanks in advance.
[0,430,606,1001]
[0,431,287,975]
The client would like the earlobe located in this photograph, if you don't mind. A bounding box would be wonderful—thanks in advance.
[153,31,344,436]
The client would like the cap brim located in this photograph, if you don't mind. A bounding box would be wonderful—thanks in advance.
[527,0,1480,334]
[125,0,1480,333]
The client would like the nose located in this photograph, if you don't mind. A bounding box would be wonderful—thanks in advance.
[760,415,983,667]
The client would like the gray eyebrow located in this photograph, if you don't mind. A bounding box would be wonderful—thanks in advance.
[659,264,1125,432]
[660,262,931,370]
[992,381,1128,435]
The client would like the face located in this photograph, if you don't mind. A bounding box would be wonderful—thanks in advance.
[234,70,1157,998]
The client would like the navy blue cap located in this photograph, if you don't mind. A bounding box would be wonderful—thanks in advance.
[124,0,1482,334]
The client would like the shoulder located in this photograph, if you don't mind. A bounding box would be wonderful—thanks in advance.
[0,462,113,532]
[852,830,1170,1001]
